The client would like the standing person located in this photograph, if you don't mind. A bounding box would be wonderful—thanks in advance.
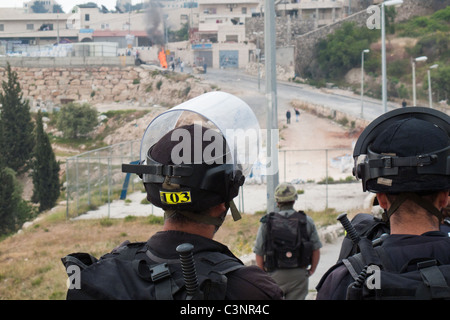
[254,182,322,300]
[295,108,300,122]
[180,60,184,73]
[62,92,283,300]
[286,110,291,124]
[316,107,450,300]
[402,100,407,108]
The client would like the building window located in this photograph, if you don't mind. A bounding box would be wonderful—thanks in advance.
[0,24,4,31]
[242,7,247,14]
[26,24,34,30]
[225,35,238,42]
[85,14,90,21]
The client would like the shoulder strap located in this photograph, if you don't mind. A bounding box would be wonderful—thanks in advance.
[343,239,386,280]
[61,252,98,271]
[417,260,450,299]
[295,210,309,241]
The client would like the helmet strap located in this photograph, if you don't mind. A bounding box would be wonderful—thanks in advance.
[229,200,242,221]
[386,192,443,222]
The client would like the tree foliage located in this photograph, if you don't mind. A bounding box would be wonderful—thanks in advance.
[30,1,49,13]
[315,22,379,80]
[434,65,450,100]
[56,102,98,139]
[31,111,60,212]
[0,165,33,236]
[0,63,35,173]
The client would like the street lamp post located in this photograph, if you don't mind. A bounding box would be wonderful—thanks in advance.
[412,56,427,106]
[381,0,403,113]
[361,49,369,118]
[253,32,263,91]
[428,64,438,108]
[264,0,279,214]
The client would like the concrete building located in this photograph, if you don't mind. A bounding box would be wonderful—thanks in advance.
[191,0,260,69]
[0,8,77,47]
[275,0,347,27]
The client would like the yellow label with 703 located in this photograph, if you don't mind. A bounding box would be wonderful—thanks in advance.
[160,191,192,204]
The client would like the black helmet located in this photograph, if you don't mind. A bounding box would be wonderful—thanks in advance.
[353,107,450,220]
[122,92,261,225]
[141,123,244,212]
[353,107,450,193]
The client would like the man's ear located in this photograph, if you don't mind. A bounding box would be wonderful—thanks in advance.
[437,191,449,209]
[376,193,389,210]
[209,203,227,217]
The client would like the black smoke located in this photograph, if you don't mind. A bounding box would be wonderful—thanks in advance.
[146,0,165,46]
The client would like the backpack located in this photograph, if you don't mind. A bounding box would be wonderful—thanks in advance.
[61,241,244,300]
[343,237,450,300]
[337,213,390,261]
[262,211,313,272]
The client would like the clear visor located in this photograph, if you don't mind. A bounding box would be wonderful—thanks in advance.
[140,91,261,177]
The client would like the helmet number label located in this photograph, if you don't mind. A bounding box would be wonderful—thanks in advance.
[160,191,192,204]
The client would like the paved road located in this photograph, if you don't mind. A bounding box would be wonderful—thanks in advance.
[306,235,344,299]
[193,67,402,126]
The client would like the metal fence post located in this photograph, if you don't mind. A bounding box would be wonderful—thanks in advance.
[325,149,329,209]
[66,158,70,219]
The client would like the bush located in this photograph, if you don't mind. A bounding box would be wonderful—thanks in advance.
[56,102,98,139]
[316,22,379,80]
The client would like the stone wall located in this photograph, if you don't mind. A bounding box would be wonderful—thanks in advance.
[0,65,213,111]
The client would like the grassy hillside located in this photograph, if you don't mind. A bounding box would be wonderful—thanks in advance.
[310,6,450,106]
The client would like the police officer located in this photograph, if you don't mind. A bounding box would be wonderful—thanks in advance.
[316,107,450,300]
[254,182,322,300]
[62,92,283,300]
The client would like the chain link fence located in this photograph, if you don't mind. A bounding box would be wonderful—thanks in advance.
[65,145,358,219]
[65,140,141,219]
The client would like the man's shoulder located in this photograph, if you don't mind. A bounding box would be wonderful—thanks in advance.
[316,262,352,300]
[226,265,284,300]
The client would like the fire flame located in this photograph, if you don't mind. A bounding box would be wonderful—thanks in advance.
[158,48,167,69]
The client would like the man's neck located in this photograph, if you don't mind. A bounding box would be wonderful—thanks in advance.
[390,213,440,235]
[163,221,215,239]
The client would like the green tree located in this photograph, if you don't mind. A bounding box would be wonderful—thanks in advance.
[0,161,33,236]
[52,4,64,13]
[30,1,49,13]
[315,22,379,80]
[31,111,60,212]
[0,63,35,173]
[56,102,98,139]
[434,65,450,100]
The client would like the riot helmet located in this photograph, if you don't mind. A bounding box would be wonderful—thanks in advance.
[352,107,450,220]
[122,91,261,225]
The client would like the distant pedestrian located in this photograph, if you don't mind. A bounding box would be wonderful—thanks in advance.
[295,108,300,122]
[402,100,407,108]
[286,110,291,124]
[180,61,184,73]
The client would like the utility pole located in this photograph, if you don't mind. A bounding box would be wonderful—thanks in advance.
[57,13,60,45]
[264,0,279,213]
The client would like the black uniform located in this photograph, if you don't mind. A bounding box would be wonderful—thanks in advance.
[64,231,283,300]
[316,231,450,300]
[441,218,450,236]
